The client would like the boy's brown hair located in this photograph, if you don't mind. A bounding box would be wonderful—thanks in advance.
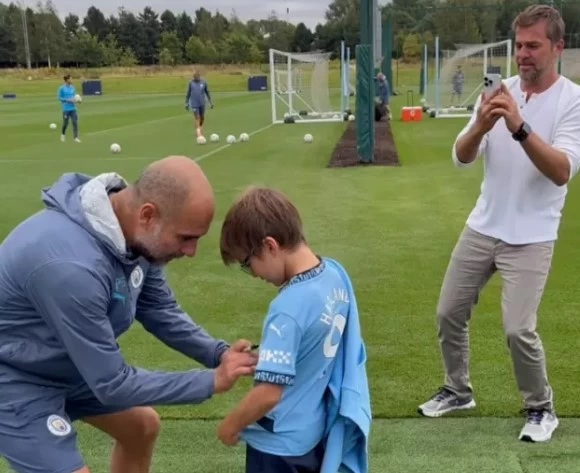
[220,186,305,265]
[512,4,565,44]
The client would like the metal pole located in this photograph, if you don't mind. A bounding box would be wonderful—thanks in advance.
[340,40,345,114]
[435,36,440,117]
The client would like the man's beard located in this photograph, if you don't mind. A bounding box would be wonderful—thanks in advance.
[130,237,165,265]
[129,225,176,265]
[518,59,548,84]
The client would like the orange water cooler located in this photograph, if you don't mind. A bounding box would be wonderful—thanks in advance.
[400,106,423,121]
[400,90,423,122]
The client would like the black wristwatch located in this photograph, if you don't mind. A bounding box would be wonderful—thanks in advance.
[512,121,531,142]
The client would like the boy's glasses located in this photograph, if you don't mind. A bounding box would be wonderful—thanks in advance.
[240,255,252,274]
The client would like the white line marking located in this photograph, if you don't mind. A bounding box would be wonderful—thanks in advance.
[194,123,273,163]
[0,123,274,165]
[87,114,184,136]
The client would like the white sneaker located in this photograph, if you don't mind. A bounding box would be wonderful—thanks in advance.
[418,387,476,418]
[74,138,81,143]
[519,409,559,442]
[60,134,65,142]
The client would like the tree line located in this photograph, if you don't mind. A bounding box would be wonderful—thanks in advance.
[1,0,580,68]
[0,1,338,68]
[387,0,580,62]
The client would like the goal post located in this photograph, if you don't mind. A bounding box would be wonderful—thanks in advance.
[269,48,346,124]
[424,38,512,118]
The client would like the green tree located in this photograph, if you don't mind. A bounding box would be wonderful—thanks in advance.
[202,40,219,63]
[63,14,80,39]
[118,47,138,67]
[160,10,177,33]
[185,35,204,63]
[292,22,314,52]
[176,11,195,55]
[158,48,174,65]
[33,0,65,67]
[69,30,103,67]
[222,31,261,63]
[138,6,160,64]
[100,33,122,66]
[321,0,359,55]
[402,33,421,62]
[158,31,182,64]
[0,2,17,64]
[83,6,108,41]
[117,8,147,63]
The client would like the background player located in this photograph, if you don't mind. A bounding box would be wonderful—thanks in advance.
[57,74,81,143]
[185,70,214,139]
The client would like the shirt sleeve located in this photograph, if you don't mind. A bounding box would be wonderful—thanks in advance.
[451,92,488,167]
[552,95,580,182]
[185,81,191,104]
[24,260,215,407]
[135,265,228,369]
[255,313,301,386]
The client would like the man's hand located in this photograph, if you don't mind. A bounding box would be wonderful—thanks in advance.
[217,419,240,446]
[489,82,522,133]
[473,87,503,134]
[213,339,258,394]
[185,104,189,111]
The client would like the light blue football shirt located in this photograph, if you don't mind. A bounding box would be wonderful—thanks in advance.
[240,257,351,456]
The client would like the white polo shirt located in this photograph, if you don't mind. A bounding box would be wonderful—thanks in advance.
[452,74,580,244]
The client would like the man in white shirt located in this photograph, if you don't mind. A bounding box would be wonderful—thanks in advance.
[418,4,580,443]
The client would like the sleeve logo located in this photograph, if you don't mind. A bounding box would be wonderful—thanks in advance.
[259,349,292,365]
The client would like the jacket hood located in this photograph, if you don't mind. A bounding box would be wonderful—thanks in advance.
[41,172,135,264]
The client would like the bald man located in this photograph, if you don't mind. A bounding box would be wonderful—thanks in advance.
[0,157,258,473]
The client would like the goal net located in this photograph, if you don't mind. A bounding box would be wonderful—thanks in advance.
[424,39,512,118]
[269,49,344,124]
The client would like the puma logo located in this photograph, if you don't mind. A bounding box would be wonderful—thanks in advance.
[269,323,286,337]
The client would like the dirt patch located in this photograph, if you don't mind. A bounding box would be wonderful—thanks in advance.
[328,119,400,168]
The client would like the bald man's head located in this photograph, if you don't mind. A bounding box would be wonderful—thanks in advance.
[125,156,215,264]
[133,156,212,219]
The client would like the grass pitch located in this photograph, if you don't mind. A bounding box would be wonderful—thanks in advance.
[1,71,579,472]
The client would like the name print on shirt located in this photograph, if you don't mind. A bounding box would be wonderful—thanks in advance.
[320,288,349,359]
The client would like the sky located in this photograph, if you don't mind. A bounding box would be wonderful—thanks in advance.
[30,0,391,29]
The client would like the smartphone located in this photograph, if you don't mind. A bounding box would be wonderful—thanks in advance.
[483,73,502,96]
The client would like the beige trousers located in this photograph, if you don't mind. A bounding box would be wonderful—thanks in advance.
[437,225,554,410]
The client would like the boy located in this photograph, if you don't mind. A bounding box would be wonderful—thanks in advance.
[217,186,371,473]
[185,70,213,139]
[57,74,81,143]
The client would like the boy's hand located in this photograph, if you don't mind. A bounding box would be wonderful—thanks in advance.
[217,419,239,446]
